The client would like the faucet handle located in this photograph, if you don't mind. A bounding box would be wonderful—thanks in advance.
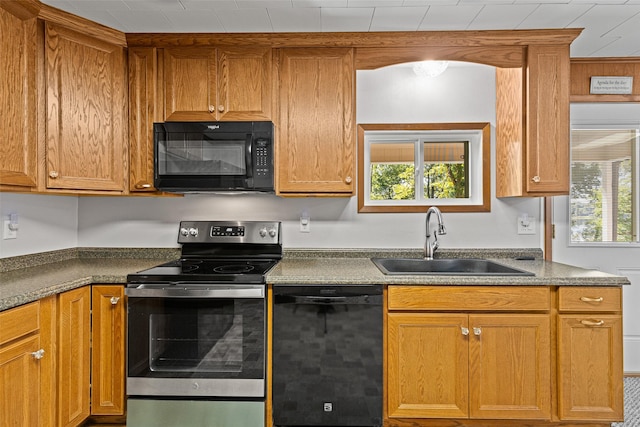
[438,224,447,235]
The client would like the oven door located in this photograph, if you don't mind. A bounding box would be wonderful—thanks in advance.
[125,284,265,398]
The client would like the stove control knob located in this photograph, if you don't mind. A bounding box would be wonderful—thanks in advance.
[268,228,277,238]
[259,227,268,237]
[188,228,199,237]
[180,227,190,236]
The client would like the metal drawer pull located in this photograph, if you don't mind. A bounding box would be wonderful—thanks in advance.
[581,319,605,327]
[31,349,45,360]
[473,327,482,336]
[461,327,470,336]
[110,296,120,305]
[580,296,604,303]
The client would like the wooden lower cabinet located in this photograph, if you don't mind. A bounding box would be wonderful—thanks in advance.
[58,285,127,425]
[557,287,624,422]
[386,285,623,427]
[0,298,55,427]
[58,286,92,427]
[387,312,550,421]
[91,285,126,416]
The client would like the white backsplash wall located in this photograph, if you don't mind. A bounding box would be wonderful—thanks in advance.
[0,192,79,257]
[76,194,541,249]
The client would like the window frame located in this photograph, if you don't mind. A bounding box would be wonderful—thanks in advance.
[357,122,491,213]
[568,122,640,247]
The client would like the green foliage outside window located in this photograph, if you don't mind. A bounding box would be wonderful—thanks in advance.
[370,163,467,200]
[570,160,633,243]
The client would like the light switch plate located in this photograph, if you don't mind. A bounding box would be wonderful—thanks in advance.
[517,215,535,235]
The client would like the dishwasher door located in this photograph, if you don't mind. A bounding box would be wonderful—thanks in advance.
[272,285,383,427]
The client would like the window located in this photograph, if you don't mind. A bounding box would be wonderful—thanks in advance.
[570,125,639,244]
[357,123,490,213]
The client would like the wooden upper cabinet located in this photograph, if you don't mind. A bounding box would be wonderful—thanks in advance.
[496,44,570,197]
[128,47,159,192]
[45,23,127,192]
[276,48,355,196]
[0,4,38,189]
[163,46,272,121]
[217,47,272,121]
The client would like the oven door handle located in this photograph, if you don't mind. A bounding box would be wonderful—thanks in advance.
[125,284,264,299]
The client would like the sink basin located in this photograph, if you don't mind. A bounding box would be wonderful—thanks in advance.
[371,257,535,276]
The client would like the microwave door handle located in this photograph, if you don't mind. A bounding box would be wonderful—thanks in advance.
[245,135,254,181]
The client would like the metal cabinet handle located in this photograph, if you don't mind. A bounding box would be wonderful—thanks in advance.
[461,327,470,336]
[532,175,541,183]
[581,319,605,327]
[49,171,59,179]
[110,296,120,305]
[31,349,45,360]
[208,105,215,113]
[218,105,225,112]
[580,296,604,303]
[345,176,353,184]
[473,327,482,336]
[134,182,152,190]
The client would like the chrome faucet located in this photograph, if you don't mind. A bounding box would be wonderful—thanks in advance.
[425,206,446,260]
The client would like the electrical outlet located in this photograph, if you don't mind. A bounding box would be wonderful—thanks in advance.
[3,220,17,239]
[517,214,536,235]
[300,217,310,232]
[300,211,311,233]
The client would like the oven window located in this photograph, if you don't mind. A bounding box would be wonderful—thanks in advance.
[128,298,264,380]
[158,133,247,176]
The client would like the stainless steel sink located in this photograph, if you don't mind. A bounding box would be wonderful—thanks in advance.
[371,257,535,276]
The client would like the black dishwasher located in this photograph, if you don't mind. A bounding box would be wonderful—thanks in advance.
[272,285,383,427]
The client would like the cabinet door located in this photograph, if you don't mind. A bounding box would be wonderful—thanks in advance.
[558,315,623,421]
[0,334,42,426]
[387,313,469,419]
[164,48,217,121]
[0,4,37,189]
[129,47,159,192]
[45,23,127,192]
[58,287,91,427]
[91,285,126,415]
[217,47,272,121]
[525,44,570,195]
[277,48,355,195]
[468,314,551,419]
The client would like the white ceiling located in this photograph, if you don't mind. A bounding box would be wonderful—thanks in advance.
[40,0,640,57]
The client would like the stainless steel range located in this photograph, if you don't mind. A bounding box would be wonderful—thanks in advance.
[125,221,281,427]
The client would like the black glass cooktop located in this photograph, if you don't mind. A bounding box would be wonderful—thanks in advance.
[127,258,279,284]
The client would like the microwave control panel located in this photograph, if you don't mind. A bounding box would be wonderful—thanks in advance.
[252,136,274,188]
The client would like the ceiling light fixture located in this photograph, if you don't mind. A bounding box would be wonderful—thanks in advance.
[412,60,449,78]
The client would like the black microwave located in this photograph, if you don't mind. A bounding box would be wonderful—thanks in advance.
[154,121,274,193]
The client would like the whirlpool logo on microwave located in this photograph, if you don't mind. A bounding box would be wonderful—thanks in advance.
[207,125,220,130]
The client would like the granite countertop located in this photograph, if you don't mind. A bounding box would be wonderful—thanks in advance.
[0,247,630,312]
[0,248,178,311]
[267,248,631,287]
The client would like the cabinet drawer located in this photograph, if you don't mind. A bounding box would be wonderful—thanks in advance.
[0,301,40,346]
[558,287,621,312]
[388,286,550,311]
